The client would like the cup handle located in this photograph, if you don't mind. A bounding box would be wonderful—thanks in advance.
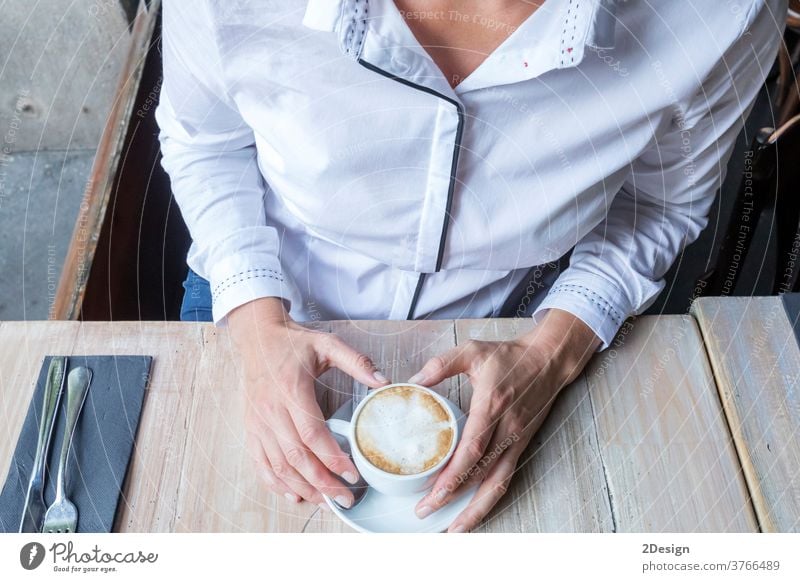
[325,418,351,438]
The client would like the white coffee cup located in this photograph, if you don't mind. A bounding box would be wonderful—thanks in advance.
[326,383,461,497]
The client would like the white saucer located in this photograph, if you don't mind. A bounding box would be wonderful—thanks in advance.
[325,482,478,533]
[324,395,477,533]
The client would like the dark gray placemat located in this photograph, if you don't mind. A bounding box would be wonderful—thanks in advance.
[0,355,152,532]
[781,293,800,351]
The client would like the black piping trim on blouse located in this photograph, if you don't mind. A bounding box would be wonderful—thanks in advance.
[406,272,426,319]
[357,58,464,319]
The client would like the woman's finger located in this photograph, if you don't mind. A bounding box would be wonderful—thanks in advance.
[447,449,522,533]
[245,430,301,503]
[246,432,299,501]
[257,455,302,504]
[260,428,325,504]
[466,417,529,478]
[271,407,356,507]
[407,341,476,387]
[285,377,360,485]
[321,334,392,388]
[418,415,527,517]
[415,392,498,517]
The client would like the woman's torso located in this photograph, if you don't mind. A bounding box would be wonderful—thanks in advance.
[196,0,746,322]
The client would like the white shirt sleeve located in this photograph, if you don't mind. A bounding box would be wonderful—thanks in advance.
[155,1,299,326]
[533,4,783,349]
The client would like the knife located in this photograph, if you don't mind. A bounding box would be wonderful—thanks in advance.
[19,356,68,533]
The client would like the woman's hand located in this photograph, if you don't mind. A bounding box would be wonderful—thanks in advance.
[228,297,391,509]
[410,308,601,532]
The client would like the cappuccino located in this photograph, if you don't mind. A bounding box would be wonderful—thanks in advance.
[355,385,454,475]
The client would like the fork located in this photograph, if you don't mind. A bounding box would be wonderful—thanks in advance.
[42,366,92,533]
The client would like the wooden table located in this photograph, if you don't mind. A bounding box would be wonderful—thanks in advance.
[692,297,800,532]
[0,311,785,532]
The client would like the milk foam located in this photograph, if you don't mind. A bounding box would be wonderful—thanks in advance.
[355,386,454,475]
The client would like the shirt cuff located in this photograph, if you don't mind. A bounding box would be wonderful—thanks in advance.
[191,252,300,327]
[532,271,634,351]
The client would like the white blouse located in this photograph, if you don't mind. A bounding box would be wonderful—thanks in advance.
[155,0,784,348]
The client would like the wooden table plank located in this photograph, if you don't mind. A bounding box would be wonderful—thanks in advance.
[692,296,800,532]
[585,315,757,532]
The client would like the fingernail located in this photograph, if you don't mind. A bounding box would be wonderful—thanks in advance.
[416,505,434,519]
[373,370,388,383]
[408,372,425,384]
[284,493,298,503]
[450,524,467,533]
[342,471,359,485]
[434,488,447,503]
[334,495,352,508]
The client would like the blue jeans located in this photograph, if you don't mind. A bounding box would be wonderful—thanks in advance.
[180,268,213,322]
